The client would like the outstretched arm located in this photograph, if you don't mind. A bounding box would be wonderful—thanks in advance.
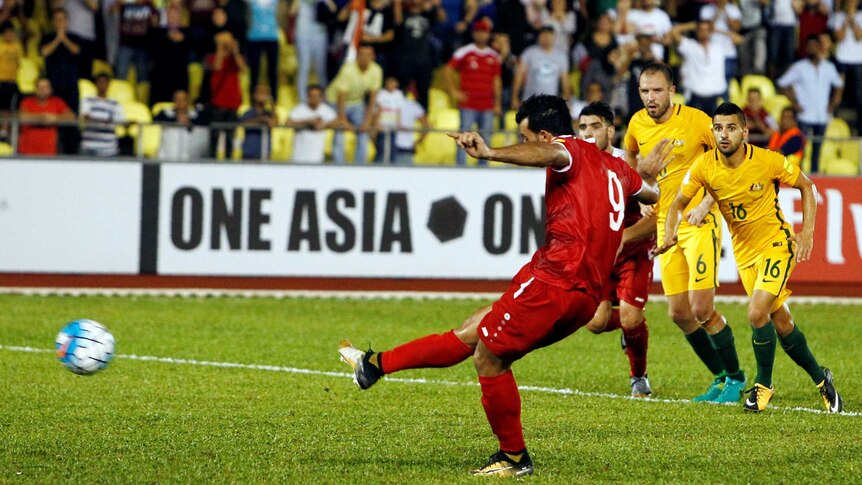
[447,132,570,168]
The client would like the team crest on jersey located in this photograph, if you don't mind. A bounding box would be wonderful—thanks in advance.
[673,139,684,147]
[749,182,764,192]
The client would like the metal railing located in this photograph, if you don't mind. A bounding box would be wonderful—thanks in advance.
[3,117,861,174]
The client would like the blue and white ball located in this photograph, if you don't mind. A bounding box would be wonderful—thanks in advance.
[55,319,115,375]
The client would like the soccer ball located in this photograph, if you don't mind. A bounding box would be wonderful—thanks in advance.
[55,319,115,375]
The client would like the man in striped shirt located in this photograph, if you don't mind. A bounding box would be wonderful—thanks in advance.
[80,73,125,157]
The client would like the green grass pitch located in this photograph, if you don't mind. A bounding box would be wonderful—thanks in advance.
[1,294,860,483]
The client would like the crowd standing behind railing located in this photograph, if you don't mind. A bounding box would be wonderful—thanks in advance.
[0,0,858,171]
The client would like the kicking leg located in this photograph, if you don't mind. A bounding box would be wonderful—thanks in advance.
[338,305,487,389]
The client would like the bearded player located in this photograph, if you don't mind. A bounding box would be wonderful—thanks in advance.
[627,62,746,403]
[657,102,842,413]
[338,95,660,477]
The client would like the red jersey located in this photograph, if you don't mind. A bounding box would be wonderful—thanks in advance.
[18,96,70,155]
[206,54,242,110]
[447,44,501,111]
[529,136,645,299]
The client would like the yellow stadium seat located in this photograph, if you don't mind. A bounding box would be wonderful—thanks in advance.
[427,88,451,114]
[274,105,289,124]
[0,141,12,156]
[672,93,686,107]
[819,118,859,175]
[78,78,96,101]
[729,78,743,106]
[740,74,775,100]
[108,79,136,103]
[763,94,792,123]
[240,70,250,106]
[151,102,174,117]
[277,85,297,110]
[121,101,156,156]
[17,58,38,94]
[415,108,459,165]
[188,63,203,102]
[271,127,294,161]
[570,69,582,100]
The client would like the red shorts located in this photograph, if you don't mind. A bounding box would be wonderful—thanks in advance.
[477,263,599,361]
[601,251,654,309]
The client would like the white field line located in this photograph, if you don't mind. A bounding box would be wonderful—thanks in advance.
[3,344,858,417]
[1,286,862,305]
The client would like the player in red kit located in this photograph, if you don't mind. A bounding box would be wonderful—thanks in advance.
[577,101,669,397]
[338,95,660,477]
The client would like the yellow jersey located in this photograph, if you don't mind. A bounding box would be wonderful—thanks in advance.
[624,104,718,239]
[681,144,800,268]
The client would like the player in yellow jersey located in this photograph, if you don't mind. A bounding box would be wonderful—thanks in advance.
[627,63,746,403]
[658,102,843,413]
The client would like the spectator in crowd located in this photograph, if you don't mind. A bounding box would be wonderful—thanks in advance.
[41,9,81,114]
[671,20,729,116]
[371,76,429,164]
[699,0,741,90]
[65,0,97,78]
[246,0,279,101]
[798,0,830,58]
[286,84,341,163]
[495,0,532,55]
[511,25,570,110]
[768,106,807,168]
[742,87,777,146]
[620,31,659,119]
[533,0,576,55]
[569,79,604,121]
[150,4,191,104]
[155,89,208,161]
[187,0,220,60]
[0,22,21,140]
[737,0,767,77]
[205,30,245,158]
[575,12,617,103]
[831,0,862,134]
[445,17,501,165]
[113,0,159,102]
[456,0,496,42]
[777,34,844,173]
[372,75,405,163]
[393,0,447,111]
[223,0,249,48]
[327,43,382,163]
[492,31,518,114]
[340,0,395,74]
[80,73,125,157]
[627,0,673,61]
[291,0,330,104]
[18,78,74,155]
[240,84,277,160]
[767,0,799,78]
[42,8,82,154]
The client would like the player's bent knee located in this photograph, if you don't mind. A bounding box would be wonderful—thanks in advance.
[473,341,509,377]
[747,307,771,327]
[620,310,644,329]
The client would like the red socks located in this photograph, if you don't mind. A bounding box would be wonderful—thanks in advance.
[378,330,473,374]
[479,370,525,453]
[623,319,649,378]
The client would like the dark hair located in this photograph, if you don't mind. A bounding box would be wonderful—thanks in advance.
[515,94,574,137]
[805,34,820,44]
[93,72,111,82]
[307,84,323,92]
[713,102,747,127]
[578,101,615,126]
[639,62,674,86]
[0,22,14,33]
[781,106,798,118]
